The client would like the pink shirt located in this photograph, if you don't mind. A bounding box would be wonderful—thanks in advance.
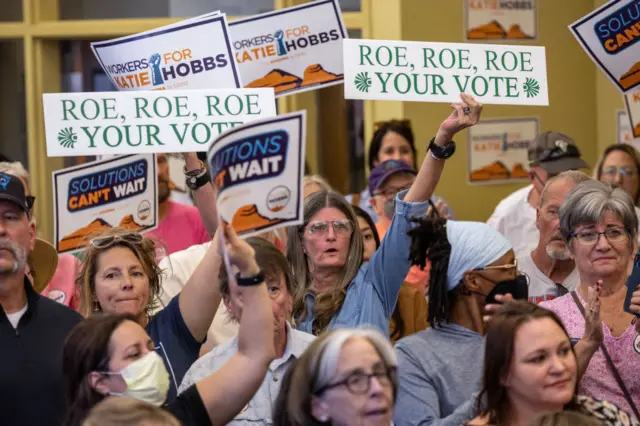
[147,201,210,256]
[541,292,640,416]
[41,254,81,312]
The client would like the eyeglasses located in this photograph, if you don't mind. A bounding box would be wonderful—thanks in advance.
[473,259,518,272]
[90,233,143,249]
[315,367,396,396]
[373,185,412,200]
[303,220,354,238]
[569,227,629,246]
[602,166,637,180]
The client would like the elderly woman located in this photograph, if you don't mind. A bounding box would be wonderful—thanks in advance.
[287,94,481,336]
[541,179,640,419]
[273,328,397,426]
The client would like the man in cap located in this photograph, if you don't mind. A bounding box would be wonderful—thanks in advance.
[0,172,83,426]
[487,131,589,258]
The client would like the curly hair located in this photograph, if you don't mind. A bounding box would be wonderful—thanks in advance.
[76,228,165,318]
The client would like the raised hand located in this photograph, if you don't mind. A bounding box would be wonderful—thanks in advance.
[222,223,259,277]
[436,93,483,143]
[483,293,514,323]
[149,53,161,67]
[583,280,603,345]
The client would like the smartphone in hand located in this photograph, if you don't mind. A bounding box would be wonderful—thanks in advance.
[623,253,640,317]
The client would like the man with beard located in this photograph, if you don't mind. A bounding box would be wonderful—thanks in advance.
[147,153,210,255]
[516,170,591,303]
[0,172,83,426]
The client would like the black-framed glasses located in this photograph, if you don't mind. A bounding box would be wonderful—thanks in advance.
[90,232,143,249]
[315,367,397,396]
[569,227,629,246]
[373,185,412,200]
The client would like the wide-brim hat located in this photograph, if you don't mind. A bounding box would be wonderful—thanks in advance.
[28,238,59,293]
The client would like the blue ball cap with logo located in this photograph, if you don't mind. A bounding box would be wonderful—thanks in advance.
[368,160,417,197]
[0,172,29,214]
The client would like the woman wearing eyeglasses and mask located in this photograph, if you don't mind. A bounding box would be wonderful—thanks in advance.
[393,218,530,426]
[273,328,397,426]
[540,180,640,419]
[287,93,482,337]
[77,225,231,400]
[64,224,275,426]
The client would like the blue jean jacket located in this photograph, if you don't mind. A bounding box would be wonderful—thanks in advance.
[296,190,429,336]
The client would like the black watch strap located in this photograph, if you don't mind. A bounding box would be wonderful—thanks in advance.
[428,137,456,160]
[185,169,210,190]
[235,271,265,286]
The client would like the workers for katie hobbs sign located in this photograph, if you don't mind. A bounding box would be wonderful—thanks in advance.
[343,38,548,106]
[43,88,276,156]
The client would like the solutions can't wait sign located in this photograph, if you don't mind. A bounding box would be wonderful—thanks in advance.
[343,38,548,106]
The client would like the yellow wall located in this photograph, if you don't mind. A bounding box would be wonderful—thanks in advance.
[395,0,600,221]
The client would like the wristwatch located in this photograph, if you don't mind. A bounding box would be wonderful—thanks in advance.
[427,137,456,160]
[235,270,265,286]
[185,166,210,190]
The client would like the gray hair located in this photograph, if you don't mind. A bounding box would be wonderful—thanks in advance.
[540,170,591,207]
[312,328,397,393]
[0,162,30,191]
[559,180,638,243]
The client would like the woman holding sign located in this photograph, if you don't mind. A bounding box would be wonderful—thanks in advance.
[287,93,482,336]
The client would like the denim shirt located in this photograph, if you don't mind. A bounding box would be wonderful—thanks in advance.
[297,190,429,336]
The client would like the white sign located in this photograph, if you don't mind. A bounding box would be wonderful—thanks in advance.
[624,89,640,138]
[570,0,640,93]
[617,110,634,144]
[343,38,548,105]
[465,0,537,41]
[43,88,277,156]
[52,154,158,254]
[207,111,306,237]
[92,13,242,91]
[230,0,347,97]
[468,117,539,184]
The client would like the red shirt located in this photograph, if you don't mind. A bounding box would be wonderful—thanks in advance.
[147,201,210,256]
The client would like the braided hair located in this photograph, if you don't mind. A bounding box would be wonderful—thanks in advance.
[407,217,454,327]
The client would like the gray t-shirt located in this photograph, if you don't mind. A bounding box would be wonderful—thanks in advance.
[393,323,484,426]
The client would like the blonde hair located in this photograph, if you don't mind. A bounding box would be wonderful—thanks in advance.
[76,228,164,317]
[82,397,180,426]
[593,144,640,204]
[303,175,332,193]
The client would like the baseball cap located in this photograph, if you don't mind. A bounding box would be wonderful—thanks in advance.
[0,172,29,213]
[368,160,417,197]
[28,239,59,293]
[528,131,589,175]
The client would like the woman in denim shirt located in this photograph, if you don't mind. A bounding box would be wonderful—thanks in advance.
[286,93,483,336]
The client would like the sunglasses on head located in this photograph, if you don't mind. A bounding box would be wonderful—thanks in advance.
[90,232,143,249]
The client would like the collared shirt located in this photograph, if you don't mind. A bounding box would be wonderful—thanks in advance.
[297,190,429,336]
[178,323,315,425]
[516,252,580,304]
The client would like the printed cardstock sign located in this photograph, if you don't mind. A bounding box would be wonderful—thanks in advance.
[207,111,306,237]
[465,0,537,41]
[229,0,347,97]
[570,0,640,93]
[53,154,158,254]
[91,12,242,91]
[617,110,634,143]
[43,88,277,156]
[343,39,548,105]
[468,117,539,184]
[624,89,640,137]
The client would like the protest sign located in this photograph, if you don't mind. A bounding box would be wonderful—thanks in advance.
[465,0,537,41]
[343,39,548,105]
[43,88,277,156]
[91,13,241,91]
[624,89,640,137]
[229,0,347,97]
[207,111,306,238]
[468,117,539,184]
[570,0,640,93]
[617,110,635,143]
[52,154,158,254]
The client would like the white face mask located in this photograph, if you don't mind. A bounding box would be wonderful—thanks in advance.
[103,351,169,406]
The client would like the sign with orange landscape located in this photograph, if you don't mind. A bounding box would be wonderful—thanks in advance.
[617,110,635,144]
[229,0,347,97]
[468,117,539,184]
[53,154,158,254]
[465,0,537,41]
[343,39,548,106]
[571,0,640,93]
[92,12,241,91]
[207,111,306,237]
[624,89,640,137]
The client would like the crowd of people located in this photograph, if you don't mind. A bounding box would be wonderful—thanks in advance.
[2,92,640,426]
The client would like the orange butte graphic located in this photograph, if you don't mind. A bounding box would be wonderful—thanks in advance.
[620,61,640,90]
[231,204,281,233]
[510,163,528,179]
[634,124,640,138]
[300,64,343,87]
[246,64,343,93]
[469,161,510,181]
[58,215,149,252]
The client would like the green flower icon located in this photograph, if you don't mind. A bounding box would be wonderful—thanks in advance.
[522,78,540,98]
[57,127,77,149]
[354,72,372,93]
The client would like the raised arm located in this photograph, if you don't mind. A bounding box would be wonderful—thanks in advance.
[574,281,603,380]
[178,230,222,342]
[194,224,275,425]
[184,152,218,237]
